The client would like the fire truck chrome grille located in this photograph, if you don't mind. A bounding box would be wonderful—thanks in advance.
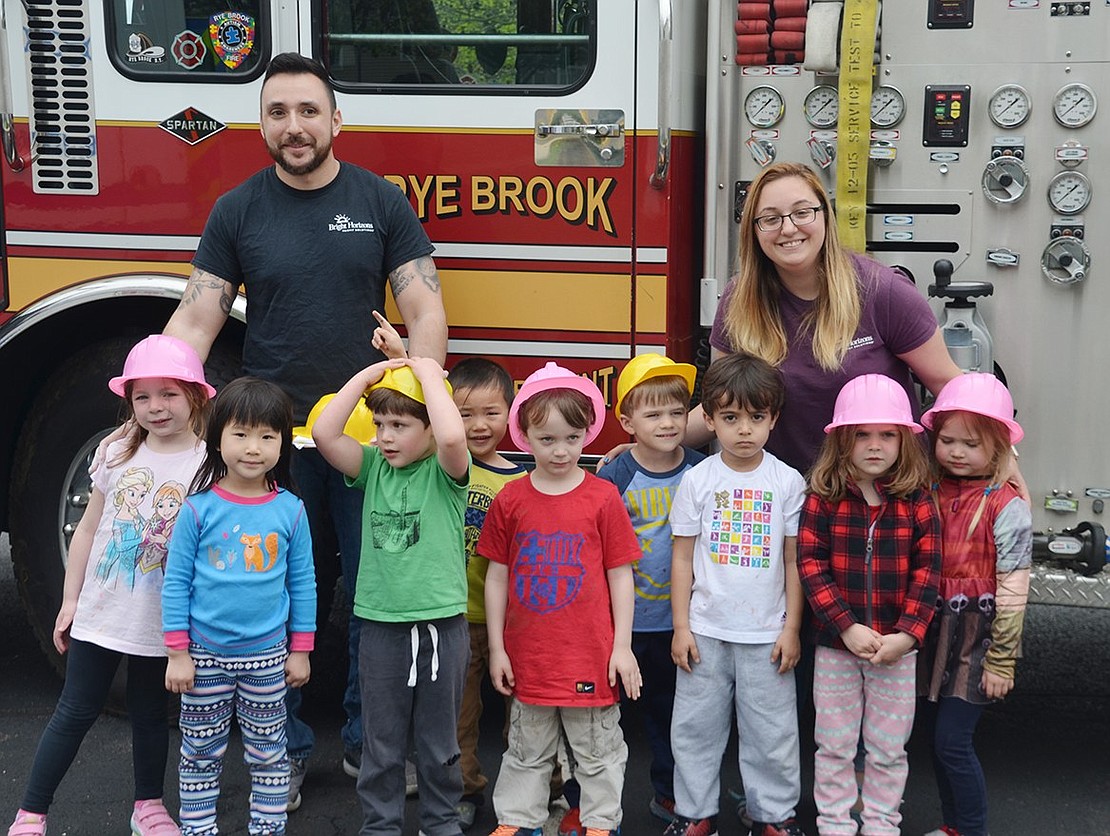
[25,0,98,194]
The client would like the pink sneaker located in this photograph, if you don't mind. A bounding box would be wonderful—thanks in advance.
[7,810,47,836]
[130,800,180,836]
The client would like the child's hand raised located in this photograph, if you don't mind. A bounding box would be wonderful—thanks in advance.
[371,310,406,359]
[671,626,700,673]
[406,355,447,384]
[840,623,882,660]
[165,650,195,694]
[285,651,311,688]
[610,645,641,700]
[360,357,408,391]
[489,648,515,697]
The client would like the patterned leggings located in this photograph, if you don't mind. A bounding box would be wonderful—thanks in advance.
[812,645,917,836]
[178,642,289,836]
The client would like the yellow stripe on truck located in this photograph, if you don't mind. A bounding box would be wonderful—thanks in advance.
[5,258,191,309]
[8,258,666,336]
[389,269,666,333]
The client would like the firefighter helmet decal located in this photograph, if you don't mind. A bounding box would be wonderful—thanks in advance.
[126,32,166,64]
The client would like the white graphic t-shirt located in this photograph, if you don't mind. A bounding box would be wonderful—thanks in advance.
[70,439,204,656]
[670,451,806,643]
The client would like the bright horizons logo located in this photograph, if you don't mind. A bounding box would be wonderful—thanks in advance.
[329,214,376,233]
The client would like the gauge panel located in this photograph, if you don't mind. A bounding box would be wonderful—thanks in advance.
[1047,170,1092,214]
[988,84,1031,128]
[804,85,839,128]
[871,86,906,128]
[744,86,785,128]
[1053,83,1097,128]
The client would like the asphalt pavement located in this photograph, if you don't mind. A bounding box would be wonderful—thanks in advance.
[1,533,1108,835]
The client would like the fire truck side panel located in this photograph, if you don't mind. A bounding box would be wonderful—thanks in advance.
[0,1,718,660]
[724,3,1110,533]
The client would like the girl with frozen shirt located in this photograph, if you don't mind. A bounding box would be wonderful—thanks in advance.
[7,334,213,836]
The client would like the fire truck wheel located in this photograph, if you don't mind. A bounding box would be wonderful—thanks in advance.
[9,336,240,690]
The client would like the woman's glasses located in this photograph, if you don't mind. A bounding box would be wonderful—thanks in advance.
[753,205,824,232]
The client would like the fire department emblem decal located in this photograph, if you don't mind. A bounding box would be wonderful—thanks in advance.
[209,11,255,70]
[159,107,226,146]
[171,30,207,71]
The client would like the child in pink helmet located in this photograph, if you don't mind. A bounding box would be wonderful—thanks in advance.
[478,362,642,836]
[797,373,941,835]
[8,334,214,836]
[918,374,1032,836]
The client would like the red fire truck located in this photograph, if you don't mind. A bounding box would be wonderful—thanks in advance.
[1,0,1107,665]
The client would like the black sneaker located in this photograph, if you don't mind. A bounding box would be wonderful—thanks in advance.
[750,818,806,836]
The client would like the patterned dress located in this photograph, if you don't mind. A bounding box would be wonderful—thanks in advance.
[919,477,1033,703]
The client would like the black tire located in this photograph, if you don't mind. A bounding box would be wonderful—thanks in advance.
[9,336,240,678]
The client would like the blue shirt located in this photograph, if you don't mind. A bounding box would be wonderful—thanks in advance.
[597,447,705,631]
[162,485,316,653]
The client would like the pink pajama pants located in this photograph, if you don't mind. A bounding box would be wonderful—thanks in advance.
[812,645,917,835]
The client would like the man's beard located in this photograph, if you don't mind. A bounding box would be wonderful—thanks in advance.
[268,134,331,176]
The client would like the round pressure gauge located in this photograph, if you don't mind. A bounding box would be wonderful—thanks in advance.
[744,86,785,128]
[1053,83,1097,128]
[988,84,1031,128]
[804,85,840,128]
[870,86,906,128]
[1047,170,1092,214]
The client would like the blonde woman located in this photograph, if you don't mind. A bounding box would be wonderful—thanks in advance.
[702,161,960,474]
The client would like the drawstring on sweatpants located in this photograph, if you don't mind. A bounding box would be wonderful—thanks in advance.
[406,623,441,687]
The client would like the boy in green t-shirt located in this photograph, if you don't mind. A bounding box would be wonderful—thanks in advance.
[448,358,528,830]
[313,356,470,834]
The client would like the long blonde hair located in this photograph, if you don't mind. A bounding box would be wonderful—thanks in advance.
[724,162,862,371]
[809,425,931,502]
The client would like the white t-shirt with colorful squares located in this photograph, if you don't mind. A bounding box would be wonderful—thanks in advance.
[670,451,806,644]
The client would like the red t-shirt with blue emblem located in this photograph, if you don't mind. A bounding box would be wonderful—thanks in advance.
[478,472,641,706]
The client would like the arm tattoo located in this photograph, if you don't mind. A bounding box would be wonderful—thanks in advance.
[390,255,441,298]
[415,255,441,293]
[181,269,236,315]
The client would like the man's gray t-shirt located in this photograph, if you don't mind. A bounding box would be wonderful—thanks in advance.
[193,162,434,420]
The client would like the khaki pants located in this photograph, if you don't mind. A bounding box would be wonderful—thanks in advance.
[492,699,627,831]
[457,622,492,796]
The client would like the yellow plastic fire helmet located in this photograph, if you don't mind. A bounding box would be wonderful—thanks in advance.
[293,394,376,445]
[614,353,697,418]
[368,365,453,405]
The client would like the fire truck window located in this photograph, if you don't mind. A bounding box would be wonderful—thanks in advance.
[107,1,267,80]
[324,0,594,90]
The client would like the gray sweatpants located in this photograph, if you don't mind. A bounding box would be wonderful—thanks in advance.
[357,615,468,836]
[670,635,800,824]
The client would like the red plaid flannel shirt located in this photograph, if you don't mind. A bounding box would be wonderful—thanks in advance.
[797,482,941,650]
